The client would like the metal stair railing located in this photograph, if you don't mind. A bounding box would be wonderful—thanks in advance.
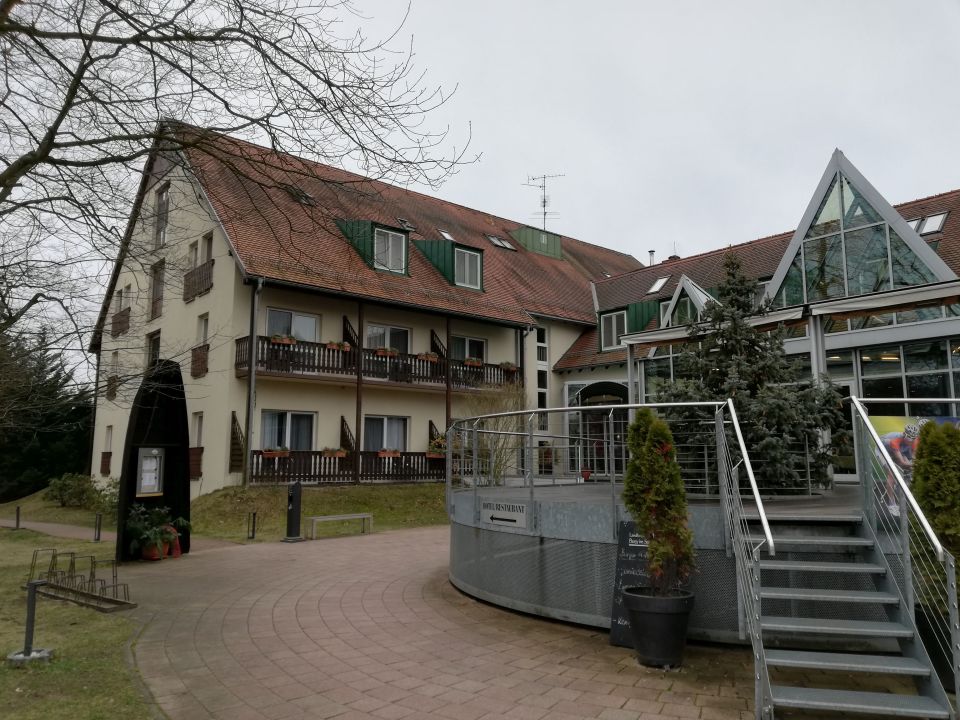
[716,399,775,720]
[850,396,959,715]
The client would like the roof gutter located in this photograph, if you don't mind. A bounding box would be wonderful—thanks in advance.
[242,277,264,486]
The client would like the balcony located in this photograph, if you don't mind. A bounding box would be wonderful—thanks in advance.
[234,336,520,389]
[249,450,444,484]
[110,307,130,337]
[183,259,214,301]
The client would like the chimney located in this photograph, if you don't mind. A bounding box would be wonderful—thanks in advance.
[668,253,681,261]
[648,250,655,265]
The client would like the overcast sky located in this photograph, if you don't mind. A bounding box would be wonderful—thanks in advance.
[357,0,960,264]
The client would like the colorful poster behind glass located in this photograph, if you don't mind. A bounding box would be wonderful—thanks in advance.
[868,416,959,479]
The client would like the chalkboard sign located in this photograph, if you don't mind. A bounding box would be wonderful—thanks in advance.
[609,520,648,648]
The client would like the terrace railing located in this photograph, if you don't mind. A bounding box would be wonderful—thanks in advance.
[249,450,444,485]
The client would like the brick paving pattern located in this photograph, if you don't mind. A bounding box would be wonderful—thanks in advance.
[123,526,760,720]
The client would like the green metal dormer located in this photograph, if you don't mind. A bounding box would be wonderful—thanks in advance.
[413,238,484,291]
[336,219,409,275]
[509,226,563,259]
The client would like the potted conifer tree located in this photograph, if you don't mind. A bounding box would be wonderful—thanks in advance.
[620,408,695,667]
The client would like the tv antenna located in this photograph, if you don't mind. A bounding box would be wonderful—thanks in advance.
[524,173,565,231]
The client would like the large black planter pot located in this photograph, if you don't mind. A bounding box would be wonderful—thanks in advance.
[915,604,954,691]
[622,586,695,668]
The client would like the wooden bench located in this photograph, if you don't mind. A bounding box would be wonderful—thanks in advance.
[306,513,373,539]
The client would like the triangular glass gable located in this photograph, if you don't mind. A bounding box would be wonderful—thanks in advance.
[768,151,954,306]
[890,229,937,288]
[840,175,883,230]
[805,175,842,238]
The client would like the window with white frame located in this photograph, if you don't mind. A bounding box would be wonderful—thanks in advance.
[197,314,209,345]
[373,227,406,273]
[454,247,481,289]
[261,411,314,451]
[363,415,407,451]
[154,182,169,249]
[536,328,549,430]
[367,323,409,354]
[600,311,627,350]
[192,412,204,447]
[104,425,113,451]
[451,335,485,362]
[267,309,318,342]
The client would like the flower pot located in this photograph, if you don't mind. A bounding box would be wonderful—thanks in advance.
[621,587,694,668]
[377,450,401,458]
[376,349,398,358]
[270,337,296,345]
[418,354,439,363]
[425,452,444,459]
[323,450,347,458]
[141,542,169,561]
[261,450,290,459]
[464,360,483,368]
[580,468,592,482]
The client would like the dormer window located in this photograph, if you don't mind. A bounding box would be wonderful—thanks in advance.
[647,276,669,294]
[487,235,516,250]
[920,213,947,235]
[454,247,481,289]
[373,227,406,273]
[600,311,627,350]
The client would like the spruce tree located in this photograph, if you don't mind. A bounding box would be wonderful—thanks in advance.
[658,254,845,492]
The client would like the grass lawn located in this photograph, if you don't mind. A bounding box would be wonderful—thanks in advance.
[0,492,107,529]
[0,529,150,719]
[191,482,449,542]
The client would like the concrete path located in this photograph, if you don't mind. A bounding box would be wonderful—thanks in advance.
[123,526,756,720]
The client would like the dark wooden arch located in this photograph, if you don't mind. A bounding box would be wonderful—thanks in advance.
[116,359,191,561]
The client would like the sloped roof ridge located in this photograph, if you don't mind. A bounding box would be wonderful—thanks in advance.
[176,122,635,256]
[892,187,960,210]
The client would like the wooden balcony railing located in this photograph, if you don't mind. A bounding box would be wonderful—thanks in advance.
[249,450,444,485]
[234,336,521,388]
[110,307,130,337]
[183,259,214,301]
[191,344,209,377]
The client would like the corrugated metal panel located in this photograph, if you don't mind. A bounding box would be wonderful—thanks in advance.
[627,300,659,333]
[509,226,563,259]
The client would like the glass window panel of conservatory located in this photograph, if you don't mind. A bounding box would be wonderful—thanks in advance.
[644,358,672,398]
[860,345,902,376]
[672,297,694,325]
[791,353,812,378]
[840,175,883,230]
[844,225,891,296]
[906,374,950,417]
[823,315,849,334]
[890,229,937,288]
[826,351,854,379]
[896,306,944,325]
[850,313,893,331]
[861,376,905,417]
[903,340,948,373]
[775,254,805,306]
[804,234,845,301]
[951,341,960,369]
[805,174,842,238]
[947,305,960,318]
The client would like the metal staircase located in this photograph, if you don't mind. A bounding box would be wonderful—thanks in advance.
[720,398,959,719]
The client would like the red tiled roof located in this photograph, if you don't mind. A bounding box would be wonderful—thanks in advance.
[557,188,960,371]
[180,129,641,327]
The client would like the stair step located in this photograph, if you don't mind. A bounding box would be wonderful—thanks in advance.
[761,616,913,638]
[761,587,899,604]
[766,649,928,675]
[769,685,948,718]
[760,559,885,574]
[750,534,873,548]
[745,513,862,523]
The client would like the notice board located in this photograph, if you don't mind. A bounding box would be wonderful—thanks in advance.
[609,520,648,647]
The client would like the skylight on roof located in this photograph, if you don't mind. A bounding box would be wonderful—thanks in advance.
[438,229,455,241]
[920,213,948,235]
[907,218,921,231]
[486,235,516,250]
[647,276,669,294]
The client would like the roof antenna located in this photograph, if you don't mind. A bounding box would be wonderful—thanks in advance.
[523,173,565,230]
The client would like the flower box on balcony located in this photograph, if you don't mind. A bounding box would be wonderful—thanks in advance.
[417,352,439,363]
[464,357,483,368]
[499,362,518,374]
[261,449,290,459]
[322,448,347,458]
[326,341,351,351]
[270,335,297,346]
[377,449,401,458]
[425,452,445,459]
[376,348,399,358]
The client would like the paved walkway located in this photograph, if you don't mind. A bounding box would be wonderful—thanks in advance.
[123,526,756,720]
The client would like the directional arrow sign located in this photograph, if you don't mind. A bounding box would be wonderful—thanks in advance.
[481,501,527,528]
